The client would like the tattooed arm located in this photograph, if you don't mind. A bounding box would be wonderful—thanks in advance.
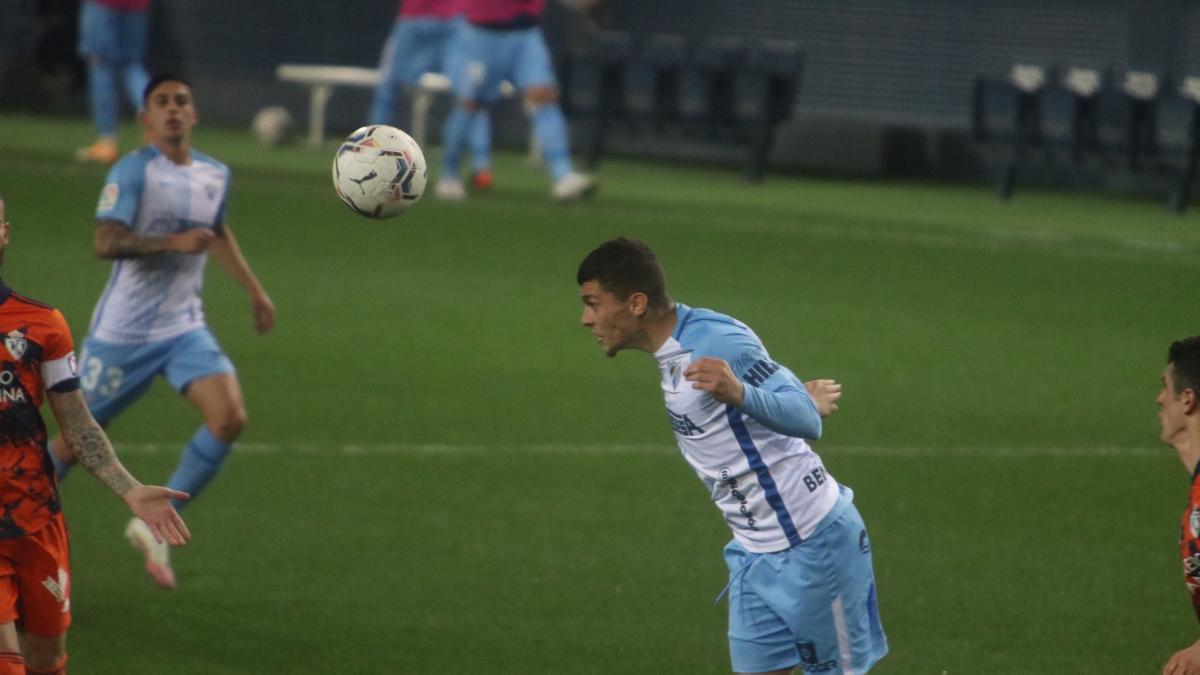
[47,388,191,545]
[93,220,215,260]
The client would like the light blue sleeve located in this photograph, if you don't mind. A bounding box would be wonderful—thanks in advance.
[738,364,822,440]
[688,319,822,439]
[95,155,145,227]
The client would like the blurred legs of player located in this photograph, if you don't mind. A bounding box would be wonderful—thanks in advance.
[437,23,594,202]
[75,1,150,164]
[369,15,494,192]
[0,515,71,674]
[49,329,244,589]
[469,113,493,190]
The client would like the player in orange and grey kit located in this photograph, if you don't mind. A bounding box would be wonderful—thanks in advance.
[0,195,189,674]
[1160,336,1200,675]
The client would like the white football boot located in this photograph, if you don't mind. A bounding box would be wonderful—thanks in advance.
[124,517,176,590]
[433,177,467,201]
[552,172,597,202]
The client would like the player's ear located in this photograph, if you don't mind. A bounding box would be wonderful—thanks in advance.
[628,292,648,317]
[1184,387,1198,415]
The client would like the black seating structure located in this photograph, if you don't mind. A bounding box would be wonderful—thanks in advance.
[973,64,1200,212]
[563,32,803,181]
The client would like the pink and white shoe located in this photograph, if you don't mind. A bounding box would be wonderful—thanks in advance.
[124,517,176,590]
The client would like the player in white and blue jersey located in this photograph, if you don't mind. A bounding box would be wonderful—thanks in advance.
[577,237,887,675]
[368,0,495,190]
[434,0,595,201]
[50,73,276,591]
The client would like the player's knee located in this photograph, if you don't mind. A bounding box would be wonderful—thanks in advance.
[22,636,65,674]
[524,86,558,107]
[208,407,247,442]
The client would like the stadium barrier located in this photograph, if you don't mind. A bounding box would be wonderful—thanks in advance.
[973,64,1200,212]
[562,32,803,182]
[276,63,520,151]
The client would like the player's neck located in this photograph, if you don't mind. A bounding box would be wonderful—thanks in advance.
[640,304,677,353]
[1175,424,1200,475]
[154,138,192,165]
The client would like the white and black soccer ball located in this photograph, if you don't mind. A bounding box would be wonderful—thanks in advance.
[332,125,427,219]
[252,106,294,146]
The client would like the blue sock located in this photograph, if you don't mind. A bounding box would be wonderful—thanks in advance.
[166,426,233,511]
[532,104,573,181]
[88,59,118,137]
[470,110,492,172]
[441,105,475,180]
[121,63,149,114]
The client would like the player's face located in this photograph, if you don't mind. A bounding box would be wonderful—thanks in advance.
[579,280,642,357]
[141,81,197,143]
[1159,364,1191,444]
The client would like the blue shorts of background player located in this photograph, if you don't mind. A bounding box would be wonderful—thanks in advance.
[369,16,493,186]
[75,1,150,163]
[77,328,235,426]
[437,22,595,201]
[724,486,888,674]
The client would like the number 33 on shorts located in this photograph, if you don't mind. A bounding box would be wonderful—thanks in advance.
[79,355,123,397]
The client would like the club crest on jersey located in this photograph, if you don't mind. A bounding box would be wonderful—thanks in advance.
[205,183,218,201]
[1190,508,1200,538]
[667,358,684,391]
[4,330,27,360]
[97,183,118,212]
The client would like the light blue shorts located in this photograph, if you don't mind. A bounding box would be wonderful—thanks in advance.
[724,486,888,674]
[77,1,149,63]
[377,16,461,88]
[78,328,235,425]
[448,23,557,103]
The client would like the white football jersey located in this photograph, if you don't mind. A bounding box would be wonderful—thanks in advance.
[89,146,230,344]
[654,303,838,553]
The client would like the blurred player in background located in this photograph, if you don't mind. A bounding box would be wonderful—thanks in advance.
[49,73,276,591]
[0,195,189,674]
[435,0,595,202]
[75,0,152,165]
[1160,336,1200,675]
[576,237,887,675]
[368,0,497,191]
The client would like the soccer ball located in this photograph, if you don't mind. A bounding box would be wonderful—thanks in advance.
[251,106,294,146]
[332,125,427,219]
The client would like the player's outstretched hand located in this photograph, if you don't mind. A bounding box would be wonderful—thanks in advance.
[123,486,191,546]
[167,228,215,254]
[805,379,843,418]
[684,357,745,406]
[1164,640,1200,675]
[251,292,276,334]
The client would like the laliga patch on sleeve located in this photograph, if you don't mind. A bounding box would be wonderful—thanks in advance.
[97,183,119,212]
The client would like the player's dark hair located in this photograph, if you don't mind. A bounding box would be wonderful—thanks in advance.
[577,237,671,310]
[142,72,192,105]
[1169,337,1200,395]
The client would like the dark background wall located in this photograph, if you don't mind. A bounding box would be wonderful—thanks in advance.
[2,0,1196,175]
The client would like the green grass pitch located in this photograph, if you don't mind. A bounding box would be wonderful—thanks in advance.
[1,112,1199,673]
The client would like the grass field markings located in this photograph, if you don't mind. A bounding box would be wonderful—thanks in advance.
[108,442,1164,458]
